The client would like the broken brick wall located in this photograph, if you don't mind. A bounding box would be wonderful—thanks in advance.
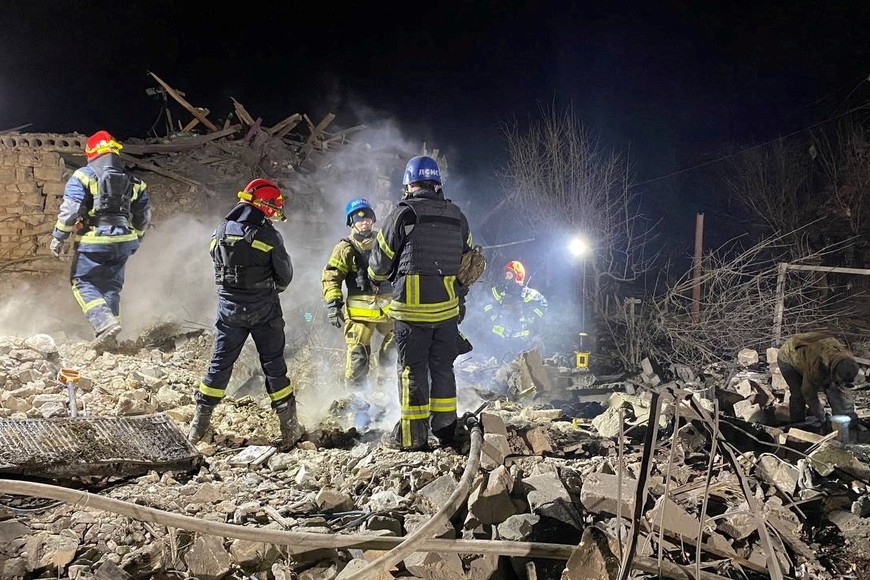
[0,132,81,267]
[0,132,201,280]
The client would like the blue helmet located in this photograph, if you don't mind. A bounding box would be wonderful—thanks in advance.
[345,197,375,227]
[403,155,441,186]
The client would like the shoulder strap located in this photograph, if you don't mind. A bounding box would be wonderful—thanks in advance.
[394,201,417,239]
[342,237,366,271]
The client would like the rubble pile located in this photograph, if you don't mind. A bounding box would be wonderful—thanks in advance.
[1,331,870,579]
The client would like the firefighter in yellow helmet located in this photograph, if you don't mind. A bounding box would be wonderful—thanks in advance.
[481,260,549,357]
[322,198,396,432]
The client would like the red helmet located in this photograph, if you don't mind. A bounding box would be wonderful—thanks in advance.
[504,260,526,285]
[238,178,286,221]
[84,130,122,161]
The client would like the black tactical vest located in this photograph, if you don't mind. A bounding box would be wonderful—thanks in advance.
[212,221,275,289]
[396,197,463,276]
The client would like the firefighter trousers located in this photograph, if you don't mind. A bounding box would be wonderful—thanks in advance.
[390,318,460,450]
[69,239,139,334]
[197,300,293,408]
[344,319,395,387]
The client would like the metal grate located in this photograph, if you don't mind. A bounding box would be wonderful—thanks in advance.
[0,413,201,479]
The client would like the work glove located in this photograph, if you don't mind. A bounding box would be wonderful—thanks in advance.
[49,237,68,260]
[326,300,345,328]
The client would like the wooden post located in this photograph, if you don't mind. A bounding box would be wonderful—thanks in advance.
[772,262,789,346]
[691,213,704,322]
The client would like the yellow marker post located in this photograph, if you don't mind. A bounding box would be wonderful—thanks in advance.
[575,332,590,369]
[58,368,81,417]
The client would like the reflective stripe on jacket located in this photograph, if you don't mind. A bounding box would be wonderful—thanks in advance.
[368,188,472,323]
[322,236,391,322]
[210,203,293,300]
[53,153,151,244]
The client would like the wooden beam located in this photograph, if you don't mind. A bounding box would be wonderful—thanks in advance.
[181,108,210,132]
[269,113,302,137]
[148,71,219,132]
[301,113,336,157]
[231,97,257,126]
[119,153,203,189]
[122,126,240,155]
[785,264,870,276]
[322,124,366,148]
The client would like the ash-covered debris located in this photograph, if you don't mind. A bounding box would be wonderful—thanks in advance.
[0,337,869,578]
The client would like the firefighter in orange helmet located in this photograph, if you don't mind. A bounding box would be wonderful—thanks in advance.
[189,178,304,450]
[481,260,549,356]
[49,130,151,350]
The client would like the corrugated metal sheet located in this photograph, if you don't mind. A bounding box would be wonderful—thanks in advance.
[0,413,201,479]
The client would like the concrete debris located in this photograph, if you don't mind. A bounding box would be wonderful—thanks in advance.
[0,332,869,578]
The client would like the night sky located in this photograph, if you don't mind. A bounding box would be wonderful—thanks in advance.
[2,1,869,237]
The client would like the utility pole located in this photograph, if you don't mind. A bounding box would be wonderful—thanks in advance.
[692,212,704,322]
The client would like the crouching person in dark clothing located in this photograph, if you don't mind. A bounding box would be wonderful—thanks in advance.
[777,331,859,434]
[188,179,304,449]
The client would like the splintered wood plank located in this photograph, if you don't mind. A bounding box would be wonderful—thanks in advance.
[269,113,302,137]
[306,113,336,146]
[148,71,219,132]
[181,108,210,132]
[231,97,257,126]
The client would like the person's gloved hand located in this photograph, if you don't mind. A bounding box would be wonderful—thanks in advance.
[49,237,68,260]
[458,302,466,324]
[326,300,345,328]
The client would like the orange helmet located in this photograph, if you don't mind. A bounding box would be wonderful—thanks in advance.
[238,178,286,221]
[504,260,526,285]
[84,130,122,161]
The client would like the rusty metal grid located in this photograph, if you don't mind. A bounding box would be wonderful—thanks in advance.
[0,413,201,479]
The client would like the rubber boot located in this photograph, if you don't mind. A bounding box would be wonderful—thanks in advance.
[276,398,304,449]
[91,320,122,351]
[188,404,214,444]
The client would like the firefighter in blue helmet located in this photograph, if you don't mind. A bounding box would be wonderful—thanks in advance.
[188,178,304,449]
[322,198,396,431]
[50,130,151,350]
[368,156,474,451]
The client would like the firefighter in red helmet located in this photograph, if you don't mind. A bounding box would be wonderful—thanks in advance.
[49,130,151,350]
[188,178,304,450]
[481,260,549,357]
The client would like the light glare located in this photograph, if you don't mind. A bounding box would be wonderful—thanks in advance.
[569,236,590,257]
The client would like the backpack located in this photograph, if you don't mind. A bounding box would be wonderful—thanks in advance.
[92,165,133,216]
[458,244,487,286]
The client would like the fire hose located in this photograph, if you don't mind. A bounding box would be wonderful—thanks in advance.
[345,412,484,580]
[0,476,573,559]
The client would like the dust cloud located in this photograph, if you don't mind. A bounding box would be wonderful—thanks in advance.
[0,118,516,433]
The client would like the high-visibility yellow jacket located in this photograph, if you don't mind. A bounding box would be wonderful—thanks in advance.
[322,235,391,323]
[482,283,548,339]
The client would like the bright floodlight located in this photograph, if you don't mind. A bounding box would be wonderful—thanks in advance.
[569,236,590,257]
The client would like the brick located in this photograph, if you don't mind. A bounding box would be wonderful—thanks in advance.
[42,181,65,196]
